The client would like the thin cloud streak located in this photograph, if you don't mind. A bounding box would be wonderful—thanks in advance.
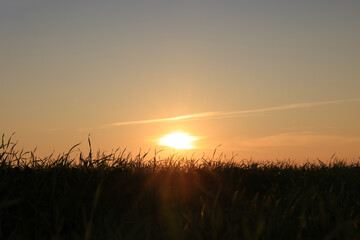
[102,98,360,128]
[102,112,219,127]
[217,98,360,118]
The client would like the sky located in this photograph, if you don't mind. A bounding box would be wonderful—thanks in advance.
[1,0,360,161]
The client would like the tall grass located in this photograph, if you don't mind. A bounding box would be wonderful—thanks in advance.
[1,134,360,239]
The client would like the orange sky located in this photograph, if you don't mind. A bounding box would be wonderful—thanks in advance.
[1,1,360,162]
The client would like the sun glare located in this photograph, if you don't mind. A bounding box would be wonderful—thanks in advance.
[158,132,198,149]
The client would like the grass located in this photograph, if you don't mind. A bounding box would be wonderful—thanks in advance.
[1,134,360,239]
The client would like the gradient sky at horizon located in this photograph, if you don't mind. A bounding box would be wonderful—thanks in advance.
[1,0,360,161]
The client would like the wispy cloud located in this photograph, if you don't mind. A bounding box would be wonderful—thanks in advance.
[225,132,360,160]
[102,112,219,128]
[235,132,360,149]
[97,97,360,129]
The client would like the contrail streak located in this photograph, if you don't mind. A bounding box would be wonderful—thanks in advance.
[101,97,360,128]
[102,112,219,127]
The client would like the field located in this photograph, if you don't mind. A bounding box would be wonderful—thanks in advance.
[1,135,360,239]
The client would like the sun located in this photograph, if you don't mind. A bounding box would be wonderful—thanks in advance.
[158,132,198,150]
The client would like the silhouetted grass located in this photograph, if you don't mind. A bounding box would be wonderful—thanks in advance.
[1,134,360,239]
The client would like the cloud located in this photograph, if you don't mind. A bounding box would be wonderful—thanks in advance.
[102,112,219,128]
[94,97,360,130]
[225,132,360,160]
[236,132,360,148]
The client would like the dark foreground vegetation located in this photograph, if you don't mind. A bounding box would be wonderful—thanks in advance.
[1,135,360,239]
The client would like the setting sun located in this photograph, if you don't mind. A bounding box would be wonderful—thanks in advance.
[158,132,198,149]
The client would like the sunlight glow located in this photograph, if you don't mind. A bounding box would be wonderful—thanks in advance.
[158,132,198,149]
